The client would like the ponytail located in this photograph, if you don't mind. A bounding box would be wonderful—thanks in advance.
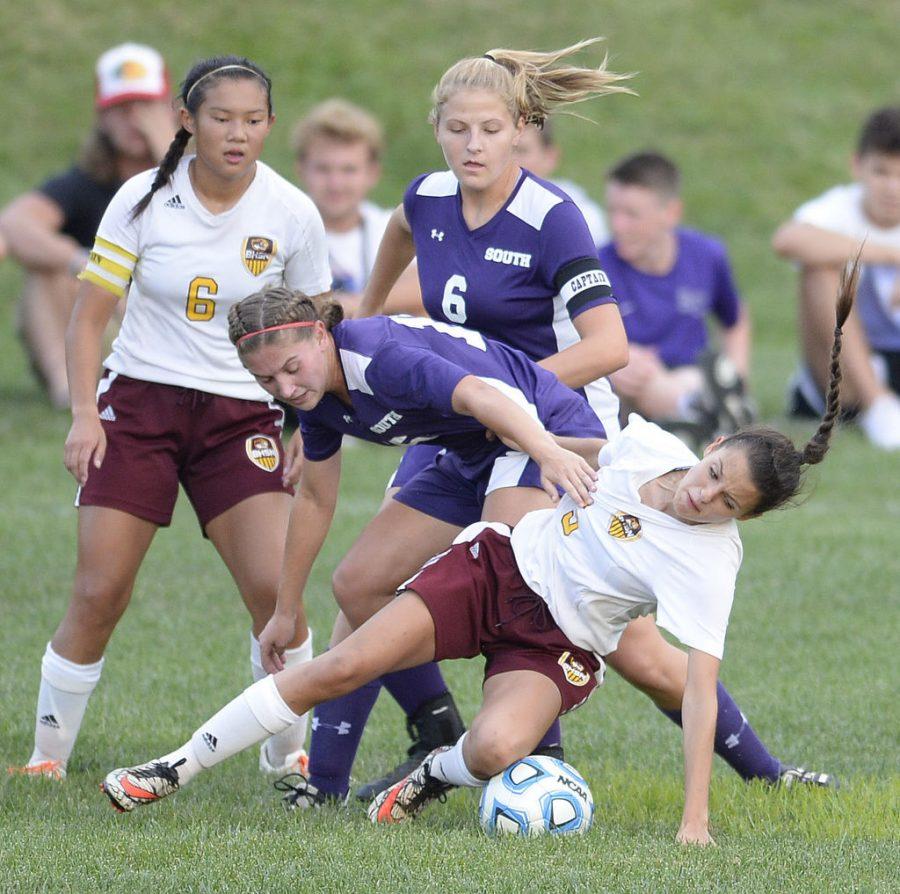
[130,127,191,220]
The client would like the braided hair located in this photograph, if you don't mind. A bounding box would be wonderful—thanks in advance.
[719,255,859,516]
[130,55,272,220]
[228,286,344,356]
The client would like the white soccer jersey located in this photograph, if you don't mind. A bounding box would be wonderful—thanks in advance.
[81,156,331,401]
[511,415,743,660]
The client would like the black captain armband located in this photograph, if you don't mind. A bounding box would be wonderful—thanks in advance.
[554,257,614,318]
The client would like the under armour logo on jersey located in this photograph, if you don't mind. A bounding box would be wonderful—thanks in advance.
[99,405,117,422]
[312,718,352,735]
[163,194,185,209]
[431,229,445,241]
[343,414,353,424]
[39,714,60,729]
[201,732,218,752]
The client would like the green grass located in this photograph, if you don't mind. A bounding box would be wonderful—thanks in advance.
[1,1,899,891]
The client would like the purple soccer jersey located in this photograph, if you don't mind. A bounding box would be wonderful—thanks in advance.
[599,228,742,368]
[297,315,604,462]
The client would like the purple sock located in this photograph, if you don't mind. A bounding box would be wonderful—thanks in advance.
[537,719,562,750]
[308,678,381,798]
[381,662,449,717]
[660,681,782,782]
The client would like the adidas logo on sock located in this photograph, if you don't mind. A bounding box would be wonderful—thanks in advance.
[164,194,185,210]
[202,732,218,752]
[99,405,117,422]
[39,714,60,729]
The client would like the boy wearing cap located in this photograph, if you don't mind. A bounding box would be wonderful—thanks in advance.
[0,43,175,408]
[772,106,900,451]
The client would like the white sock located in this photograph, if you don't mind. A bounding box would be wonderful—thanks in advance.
[158,676,302,788]
[253,630,313,766]
[29,643,104,766]
[429,733,484,788]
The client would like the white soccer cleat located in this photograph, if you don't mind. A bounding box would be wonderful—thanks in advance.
[778,766,838,789]
[101,758,185,812]
[7,759,67,781]
[258,744,309,776]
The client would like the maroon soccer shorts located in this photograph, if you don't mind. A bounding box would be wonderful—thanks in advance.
[401,524,602,715]
[76,371,292,530]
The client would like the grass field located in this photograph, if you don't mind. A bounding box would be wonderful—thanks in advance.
[1,1,898,891]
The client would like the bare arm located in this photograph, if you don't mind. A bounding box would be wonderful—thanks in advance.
[677,648,720,845]
[357,205,416,318]
[538,303,629,388]
[720,305,751,379]
[451,376,597,507]
[259,451,342,673]
[63,280,120,484]
[772,221,899,267]
[0,192,87,274]
[551,435,606,468]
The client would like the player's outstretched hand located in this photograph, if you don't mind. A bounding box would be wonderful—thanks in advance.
[64,414,106,486]
[258,612,298,675]
[537,445,597,508]
[676,822,715,846]
[282,429,304,487]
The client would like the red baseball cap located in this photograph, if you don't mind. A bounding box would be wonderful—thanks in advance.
[95,43,170,109]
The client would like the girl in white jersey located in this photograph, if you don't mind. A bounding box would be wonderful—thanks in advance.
[99,255,856,845]
[9,56,332,782]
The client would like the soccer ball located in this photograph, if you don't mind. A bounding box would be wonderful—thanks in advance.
[478,755,594,837]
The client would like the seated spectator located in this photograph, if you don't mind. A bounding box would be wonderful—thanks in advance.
[600,152,752,440]
[292,99,422,316]
[772,106,900,450]
[512,119,609,248]
[0,43,175,407]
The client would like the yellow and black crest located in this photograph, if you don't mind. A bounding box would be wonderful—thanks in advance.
[607,511,642,541]
[558,651,591,687]
[245,435,280,472]
[242,236,276,276]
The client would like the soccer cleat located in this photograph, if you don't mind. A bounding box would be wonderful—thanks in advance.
[367,747,453,824]
[7,759,66,781]
[100,758,185,812]
[259,744,309,776]
[778,765,839,789]
[355,691,465,802]
[698,351,756,435]
[273,772,346,810]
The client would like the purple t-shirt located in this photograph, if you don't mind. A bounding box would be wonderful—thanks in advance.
[404,169,615,363]
[598,228,742,368]
[298,315,601,461]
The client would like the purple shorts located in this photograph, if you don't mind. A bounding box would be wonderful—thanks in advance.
[402,524,602,715]
[76,371,292,530]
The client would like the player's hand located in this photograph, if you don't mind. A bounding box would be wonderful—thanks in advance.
[64,413,107,486]
[258,612,298,675]
[283,429,304,487]
[676,821,715,846]
[537,445,597,508]
[130,101,178,162]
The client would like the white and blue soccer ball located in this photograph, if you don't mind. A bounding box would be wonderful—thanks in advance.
[478,755,594,837]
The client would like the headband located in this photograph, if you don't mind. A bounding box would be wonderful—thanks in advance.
[235,321,315,347]
[185,64,266,103]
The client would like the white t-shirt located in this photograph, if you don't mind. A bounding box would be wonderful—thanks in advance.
[81,156,331,401]
[511,415,743,660]
[794,183,900,345]
[326,201,392,293]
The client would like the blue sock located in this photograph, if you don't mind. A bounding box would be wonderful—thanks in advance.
[536,719,562,750]
[307,678,381,798]
[381,662,449,717]
[660,681,782,782]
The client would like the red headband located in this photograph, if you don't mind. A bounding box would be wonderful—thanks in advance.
[235,321,316,347]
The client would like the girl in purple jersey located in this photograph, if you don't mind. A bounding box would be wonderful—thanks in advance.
[309,41,832,804]
[100,261,854,843]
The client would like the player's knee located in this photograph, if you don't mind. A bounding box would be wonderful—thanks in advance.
[467,720,531,777]
[306,647,370,700]
[70,572,131,629]
[331,558,383,626]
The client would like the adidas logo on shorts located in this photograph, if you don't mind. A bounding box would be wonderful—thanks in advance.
[164,194,185,210]
[99,405,117,422]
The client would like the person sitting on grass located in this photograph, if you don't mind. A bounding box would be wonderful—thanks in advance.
[98,260,854,845]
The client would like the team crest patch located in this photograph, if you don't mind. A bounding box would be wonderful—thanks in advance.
[242,236,276,276]
[245,435,280,472]
[608,511,642,541]
[558,651,590,687]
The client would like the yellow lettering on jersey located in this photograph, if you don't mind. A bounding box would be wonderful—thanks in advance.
[561,510,579,536]
[186,276,218,322]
